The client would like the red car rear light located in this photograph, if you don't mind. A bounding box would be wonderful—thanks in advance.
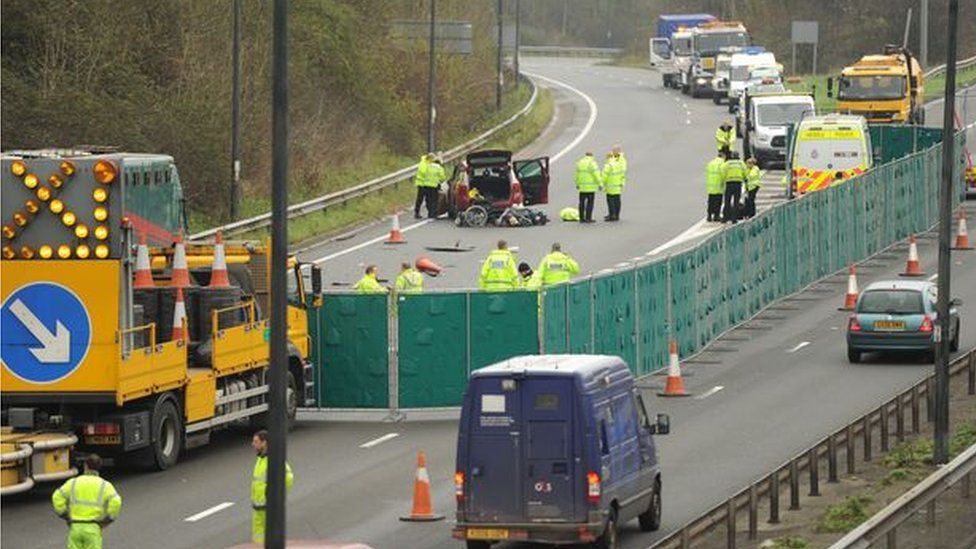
[454,471,465,503]
[586,471,601,504]
[848,316,862,332]
[84,422,120,435]
[919,315,934,333]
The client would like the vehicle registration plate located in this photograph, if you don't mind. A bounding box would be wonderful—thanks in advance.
[467,528,508,540]
[874,320,906,331]
[84,435,120,445]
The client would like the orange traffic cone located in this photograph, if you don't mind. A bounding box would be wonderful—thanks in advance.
[399,451,444,522]
[385,211,406,244]
[658,340,690,397]
[415,256,443,277]
[209,230,231,287]
[952,211,973,250]
[170,231,192,287]
[171,288,188,343]
[841,264,859,311]
[900,234,925,277]
[133,232,154,289]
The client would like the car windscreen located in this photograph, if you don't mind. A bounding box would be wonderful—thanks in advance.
[857,290,925,314]
[695,32,748,53]
[757,103,814,126]
[838,75,906,100]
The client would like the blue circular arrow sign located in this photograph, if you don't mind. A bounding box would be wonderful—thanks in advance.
[1,282,92,384]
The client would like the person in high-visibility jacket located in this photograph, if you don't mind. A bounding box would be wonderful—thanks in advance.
[395,262,424,293]
[518,262,542,289]
[601,145,627,221]
[574,152,601,223]
[52,454,122,549]
[413,153,433,219]
[705,152,727,222]
[721,152,748,224]
[743,158,764,219]
[535,243,580,286]
[479,240,519,290]
[354,265,388,293]
[250,430,294,545]
[715,122,736,155]
[426,154,448,217]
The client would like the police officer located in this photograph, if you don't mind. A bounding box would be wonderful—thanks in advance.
[395,262,424,293]
[705,152,726,222]
[601,145,627,221]
[250,430,293,545]
[518,262,542,289]
[743,158,764,219]
[52,454,122,549]
[574,152,601,223]
[413,153,433,219]
[479,240,519,290]
[715,121,736,157]
[426,153,448,218]
[721,152,748,224]
[536,243,580,286]
[354,265,388,293]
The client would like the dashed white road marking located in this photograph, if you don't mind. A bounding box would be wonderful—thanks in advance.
[360,432,400,448]
[787,341,811,353]
[696,386,725,400]
[185,502,235,523]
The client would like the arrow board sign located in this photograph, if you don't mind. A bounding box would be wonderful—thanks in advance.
[1,282,92,384]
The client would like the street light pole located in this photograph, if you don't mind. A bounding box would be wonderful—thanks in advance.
[933,0,958,466]
[514,0,521,84]
[496,0,503,111]
[920,0,929,67]
[230,0,242,221]
[427,0,436,153]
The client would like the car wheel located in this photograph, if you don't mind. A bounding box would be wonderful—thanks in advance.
[847,348,861,364]
[639,478,662,532]
[950,320,960,352]
[594,509,618,549]
[466,542,490,549]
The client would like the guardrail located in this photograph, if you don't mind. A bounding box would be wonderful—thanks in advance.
[519,45,623,58]
[923,53,976,78]
[649,347,976,549]
[189,77,538,241]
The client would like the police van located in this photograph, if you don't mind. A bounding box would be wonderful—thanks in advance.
[453,355,669,548]
[789,114,873,194]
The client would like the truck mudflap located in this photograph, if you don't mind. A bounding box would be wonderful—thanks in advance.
[302,361,315,406]
[1,430,78,495]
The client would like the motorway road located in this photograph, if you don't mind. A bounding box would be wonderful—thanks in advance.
[4,60,976,549]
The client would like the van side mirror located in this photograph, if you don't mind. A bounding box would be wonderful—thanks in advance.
[650,413,670,435]
[311,265,323,294]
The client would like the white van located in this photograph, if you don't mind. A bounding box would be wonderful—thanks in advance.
[728,51,778,109]
[790,114,873,194]
[742,93,815,167]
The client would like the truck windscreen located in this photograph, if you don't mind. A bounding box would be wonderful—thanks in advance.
[673,37,693,55]
[838,76,906,100]
[652,41,671,57]
[695,32,748,54]
[757,103,814,126]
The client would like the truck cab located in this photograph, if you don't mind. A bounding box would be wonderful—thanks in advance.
[789,114,873,194]
[742,93,815,167]
[667,29,695,90]
[833,46,924,124]
[686,21,750,98]
[453,355,669,548]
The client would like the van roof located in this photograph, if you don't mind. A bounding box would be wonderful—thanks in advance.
[798,114,867,127]
[472,354,630,380]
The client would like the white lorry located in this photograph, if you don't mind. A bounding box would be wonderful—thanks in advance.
[740,92,816,168]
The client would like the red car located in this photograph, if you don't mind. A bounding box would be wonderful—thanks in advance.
[442,150,550,219]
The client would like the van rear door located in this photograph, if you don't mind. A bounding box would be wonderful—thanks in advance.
[514,157,550,205]
[522,377,577,521]
[465,376,523,522]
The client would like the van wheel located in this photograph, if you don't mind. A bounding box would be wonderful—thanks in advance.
[466,542,490,549]
[594,509,618,549]
[847,348,861,364]
[639,478,662,532]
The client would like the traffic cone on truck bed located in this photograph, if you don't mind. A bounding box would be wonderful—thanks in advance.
[953,210,973,250]
[385,211,406,244]
[841,264,859,311]
[658,340,690,397]
[899,234,925,277]
[171,288,188,343]
[400,451,444,522]
[208,230,231,287]
[170,231,192,287]
[133,232,154,289]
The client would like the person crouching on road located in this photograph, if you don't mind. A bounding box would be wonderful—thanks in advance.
[743,157,764,219]
[518,262,541,289]
[705,151,727,222]
[354,265,388,293]
[52,454,122,549]
[395,262,424,293]
[601,145,627,221]
[715,121,736,157]
[721,152,748,224]
[574,152,601,223]
[536,243,580,286]
[479,240,519,290]
[250,430,293,545]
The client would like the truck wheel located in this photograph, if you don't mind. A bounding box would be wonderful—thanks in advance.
[594,509,618,549]
[135,397,181,471]
[248,371,298,431]
[638,478,662,532]
[847,348,861,364]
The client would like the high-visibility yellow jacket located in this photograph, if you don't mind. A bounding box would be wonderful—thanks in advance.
[602,154,627,195]
[395,268,424,293]
[746,165,763,191]
[479,249,519,290]
[706,157,726,195]
[251,455,294,510]
[519,272,543,290]
[414,156,438,188]
[722,159,748,183]
[428,162,447,188]
[52,473,122,524]
[715,127,736,150]
[536,251,580,285]
[574,155,601,192]
[354,273,388,293]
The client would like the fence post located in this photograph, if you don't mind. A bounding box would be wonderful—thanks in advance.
[896,394,905,443]
[886,529,897,549]
[768,469,780,524]
[911,385,920,433]
[387,292,400,420]
[666,256,675,347]
[564,284,571,351]
[633,267,641,372]
[465,292,472,376]
[538,289,546,354]
[809,447,820,496]
[864,414,873,462]
[828,435,839,483]
[926,500,936,525]
[927,376,935,421]
[726,498,736,549]
[589,277,596,353]
[969,352,975,395]
[962,472,971,499]
[748,484,758,540]
[881,403,890,452]
[789,459,800,510]
[846,424,856,475]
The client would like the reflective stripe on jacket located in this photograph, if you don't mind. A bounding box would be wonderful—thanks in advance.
[722,159,748,183]
[479,249,519,290]
[52,473,122,523]
[354,273,388,293]
[251,455,294,510]
[746,165,763,191]
[574,156,601,192]
[601,154,627,195]
[706,157,726,195]
[537,252,580,285]
[715,127,736,150]
[395,268,424,293]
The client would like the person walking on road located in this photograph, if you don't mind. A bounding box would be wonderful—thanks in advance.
[395,262,424,293]
[721,152,748,224]
[601,145,627,221]
[574,152,601,223]
[536,243,580,286]
[705,152,727,222]
[413,153,444,219]
[354,265,388,293]
[743,158,764,219]
[250,430,294,545]
[52,454,122,549]
[479,240,519,290]
[715,121,736,157]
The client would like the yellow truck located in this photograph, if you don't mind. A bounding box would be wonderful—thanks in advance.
[832,45,925,124]
[1,150,320,495]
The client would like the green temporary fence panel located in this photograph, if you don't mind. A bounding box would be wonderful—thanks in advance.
[317,294,389,408]
[542,285,569,354]
[668,253,697,357]
[636,261,669,374]
[869,125,944,164]
[397,293,468,408]
[469,291,539,371]
[567,280,594,353]
[593,271,637,371]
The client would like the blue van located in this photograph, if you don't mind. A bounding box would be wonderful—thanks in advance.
[452,355,670,548]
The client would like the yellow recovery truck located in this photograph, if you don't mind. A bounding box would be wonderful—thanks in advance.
[831,45,925,125]
[1,150,321,495]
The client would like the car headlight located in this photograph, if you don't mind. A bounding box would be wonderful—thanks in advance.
[696,78,707,85]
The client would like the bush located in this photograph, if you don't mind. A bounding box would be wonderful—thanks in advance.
[816,495,873,533]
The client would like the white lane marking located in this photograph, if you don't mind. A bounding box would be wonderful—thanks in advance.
[928,273,939,281]
[696,386,725,400]
[682,103,689,109]
[185,502,235,522]
[686,119,692,125]
[647,218,718,256]
[313,72,598,265]
[359,432,400,448]
[787,341,811,353]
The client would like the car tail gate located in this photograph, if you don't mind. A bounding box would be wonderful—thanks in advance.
[522,377,578,521]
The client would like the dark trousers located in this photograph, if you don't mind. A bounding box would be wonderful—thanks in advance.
[744,187,759,218]
[414,186,438,218]
[707,194,723,221]
[605,194,621,220]
[578,192,595,221]
[722,181,742,223]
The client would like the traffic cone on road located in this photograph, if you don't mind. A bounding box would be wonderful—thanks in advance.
[171,288,188,343]
[841,264,859,311]
[400,451,444,522]
[133,232,154,289]
[415,256,443,277]
[208,230,231,288]
[952,210,973,250]
[899,234,925,277]
[658,340,690,397]
[170,231,192,287]
[385,211,406,244]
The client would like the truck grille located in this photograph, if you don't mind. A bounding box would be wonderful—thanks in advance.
[771,136,786,147]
